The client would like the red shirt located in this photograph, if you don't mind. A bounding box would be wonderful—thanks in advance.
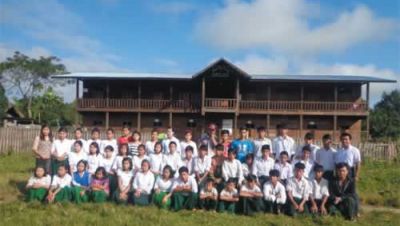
[118,135,133,145]
[222,141,231,158]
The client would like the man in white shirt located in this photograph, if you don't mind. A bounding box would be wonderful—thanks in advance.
[294,132,320,161]
[194,145,211,185]
[162,127,181,155]
[335,133,361,181]
[263,169,286,214]
[162,141,182,177]
[180,130,198,158]
[100,128,118,157]
[145,129,159,155]
[51,127,73,175]
[286,162,312,216]
[222,148,244,186]
[316,134,336,181]
[86,128,102,155]
[309,164,329,215]
[292,145,315,179]
[253,126,273,158]
[252,144,275,187]
[274,151,293,185]
[272,123,296,160]
[171,166,198,211]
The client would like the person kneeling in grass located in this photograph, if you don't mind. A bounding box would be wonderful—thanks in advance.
[113,157,134,204]
[26,166,51,202]
[199,178,218,211]
[285,162,311,216]
[89,167,109,203]
[328,162,358,220]
[47,165,72,203]
[218,178,239,214]
[309,164,329,216]
[71,160,90,203]
[153,165,174,209]
[263,169,286,214]
[132,159,155,206]
[171,166,198,211]
[239,174,264,216]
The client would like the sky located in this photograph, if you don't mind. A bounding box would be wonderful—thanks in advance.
[0,0,399,105]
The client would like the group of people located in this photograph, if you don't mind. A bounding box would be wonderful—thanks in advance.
[27,123,361,220]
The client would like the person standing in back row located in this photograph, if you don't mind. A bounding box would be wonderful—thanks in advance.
[32,124,53,174]
[272,123,296,160]
[230,126,254,163]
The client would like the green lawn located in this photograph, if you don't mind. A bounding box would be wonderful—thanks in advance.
[0,152,399,226]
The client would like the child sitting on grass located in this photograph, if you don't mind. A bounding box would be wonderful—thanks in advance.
[199,178,218,211]
[89,167,109,203]
[132,159,155,206]
[153,165,174,209]
[113,157,134,204]
[263,169,286,214]
[171,166,198,211]
[71,160,90,204]
[25,166,51,202]
[218,178,239,214]
[239,174,264,216]
[47,165,72,203]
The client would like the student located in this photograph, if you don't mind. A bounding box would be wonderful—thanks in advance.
[149,142,164,177]
[199,178,218,211]
[113,157,134,204]
[194,145,212,186]
[292,145,315,179]
[153,165,174,209]
[101,145,117,195]
[220,130,231,158]
[118,125,133,146]
[25,166,51,202]
[199,123,219,157]
[335,133,361,181]
[47,165,72,203]
[328,163,358,220]
[218,178,239,214]
[209,157,225,193]
[132,160,155,206]
[87,142,102,175]
[112,143,131,173]
[316,134,337,181]
[51,127,72,175]
[68,140,87,173]
[239,174,264,216]
[263,169,286,214]
[132,144,149,174]
[309,164,329,215]
[101,128,118,157]
[182,145,195,175]
[180,130,198,158]
[32,124,53,174]
[213,144,226,166]
[89,167,110,203]
[294,132,320,161]
[253,145,275,187]
[128,131,142,156]
[162,127,181,155]
[285,162,311,216]
[162,141,182,176]
[73,128,87,154]
[242,153,254,179]
[86,128,102,154]
[253,126,273,158]
[71,160,90,204]
[274,151,293,185]
[230,126,254,163]
[272,123,296,160]
[222,148,244,186]
[171,166,198,211]
[145,129,159,155]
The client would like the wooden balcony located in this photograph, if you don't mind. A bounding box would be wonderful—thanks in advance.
[203,98,237,113]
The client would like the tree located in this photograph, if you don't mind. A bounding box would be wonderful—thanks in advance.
[0,51,67,118]
[370,89,400,140]
[0,83,8,119]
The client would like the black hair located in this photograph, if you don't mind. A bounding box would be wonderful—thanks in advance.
[199,144,208,151]
[322,134,332,140]
[104,145,114,152]
[33,165,47,177]
[89,142,100,155]
[75,128,83,133]
[74,140,83,147]
[178,166,189,174]
[141,159,151,169]
[39,124,53,142]
[340,132,352,140]
[257,126,266,131]
[132,130,141,140]
[169,141,177,147]
[294,162,306,170]
[335,162,350,170]
[93,167,107,179]
[239,126,248,131]
[185,145,194,153]
[58,127,68,133]
[245,153,254,161]
[206,178,215,184]
[246,174,257,182]
[76,160,88,169]
[154,141,163,152]
[91,127,100,134]
[261,144,271,151]
[226,178,236,184]
[313,164,324,172]
[118,143,129,156]
[122,157,133,171]
[106,128,114,133]
[215,144,224,151]
[304,132,314,140]
[269,169,280,177]
[162,165,174,179]
[227,148,237,155]
[280,151,289,157]
[221,130,230,135]
[138,144,146,150]
[276,123,288,130]
[302,145,312,153]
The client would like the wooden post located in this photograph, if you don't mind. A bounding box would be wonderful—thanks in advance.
[137,112,141,131]
[106,81,110,108]
[300,85,304,111]
[234,114,238,137]
[169,83,173,111]
[138,81,142,110]
[76,79,80,100]
[267,83,271,110]
[266,114,270,137]
[299,115,303,138]
[366,82,370,140]
[105,112,109,129]
[334,84,338,112]
[236,78,240,116]
[201,77,205,116]
[75,79,80,126]
[169,112,173,127]
[333,115,338,142]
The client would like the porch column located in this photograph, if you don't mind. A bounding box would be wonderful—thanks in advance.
[333,115,338,142]
[267,83,271,110]
[137,81,142,131]
[169,112,173,127]
[76,79,80,100]
[299,115,303,138]
[266,114,270,137]
[105,112,109,129]
[170,83,173,111]
[106,81,110,108]
[75,79,80,126]
[334,84,338,112]
[300,85,304,111]
[366,82,370,140]
[137,112,141,131]
[236,78,240,116]
[201,77,205,116]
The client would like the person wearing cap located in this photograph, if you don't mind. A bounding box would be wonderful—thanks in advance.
[180,129,198,159]
[239,174,264,216]
[273,151,293,186]
[252,144,275,187]
[263,169,286,214]
[253,126,273,158]
[230,126,255,163]
[199,123,219,157]
[328,163,358,220]
[285,162,311,216]
[170,166,198,211]
[316,134,337,181]
[218,178,239,214]
[309,164,329,215]
[199,178,218,211]
[272,123,296,160]
[294,132,320,161]
[291,145,315,179]
[222,148,244,186]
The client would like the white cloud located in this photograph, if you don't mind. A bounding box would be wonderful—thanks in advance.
[195,0,397,56]
[234,55,289,74]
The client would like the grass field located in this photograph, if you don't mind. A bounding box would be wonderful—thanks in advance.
[0,152,399,226]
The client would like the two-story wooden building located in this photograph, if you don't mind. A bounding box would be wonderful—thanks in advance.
[55,58,396,142]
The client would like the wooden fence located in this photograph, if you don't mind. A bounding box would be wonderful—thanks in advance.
[0,127,398,161]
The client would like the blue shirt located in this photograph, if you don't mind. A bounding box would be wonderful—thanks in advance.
[230,139,254,163]
[73,171,90,187]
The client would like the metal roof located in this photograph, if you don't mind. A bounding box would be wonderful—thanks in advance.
[249,74,397,83]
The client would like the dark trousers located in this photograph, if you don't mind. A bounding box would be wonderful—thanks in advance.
[285,197,309,216]
[258,176,269,189]
[322,171,334,181]
[264,200,283,214]
[35,158,51,175]
[239,197,263,216]
[328,196,357,220]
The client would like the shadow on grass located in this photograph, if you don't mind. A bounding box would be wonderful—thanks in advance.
[8,179,27,200]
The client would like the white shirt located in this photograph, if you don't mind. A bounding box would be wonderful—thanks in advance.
[252,157,275,177]
[72,138,88,153]
[274,162,293,180]
[295,143,320,161]
[149,153,164,174]
[272,136,296,158]
[87,154,102,174]
[253,137,273,158]
[27,175,51,188]
[292,159,315,179]
[117,169,134,190]
[132,171,155,194]
[220,188,238,198]
[112,155,131,172]
[51,139,73,158]
[263,181,287,204]
[335,145,361,167]
[182,158,195,175]
[162,152,182,172]
[194,155,211,175]
[132,155,149,172]
[51,174,72,188]
[316,147,337,171]
[286,176,311,199]
[241,184,262,193]
[222,159,244,183]
[180,141,198,158]
[162,137,181,155]
[200,187,218,197]
[68,151,88,173]
[154,177,173,192]
[100,156,115,173]
[241,163,251,177]
[172,176,198,193]
[86,139,102,154]
[145,140,157,155]
[101,139,118,157]
[310,178,329,200]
